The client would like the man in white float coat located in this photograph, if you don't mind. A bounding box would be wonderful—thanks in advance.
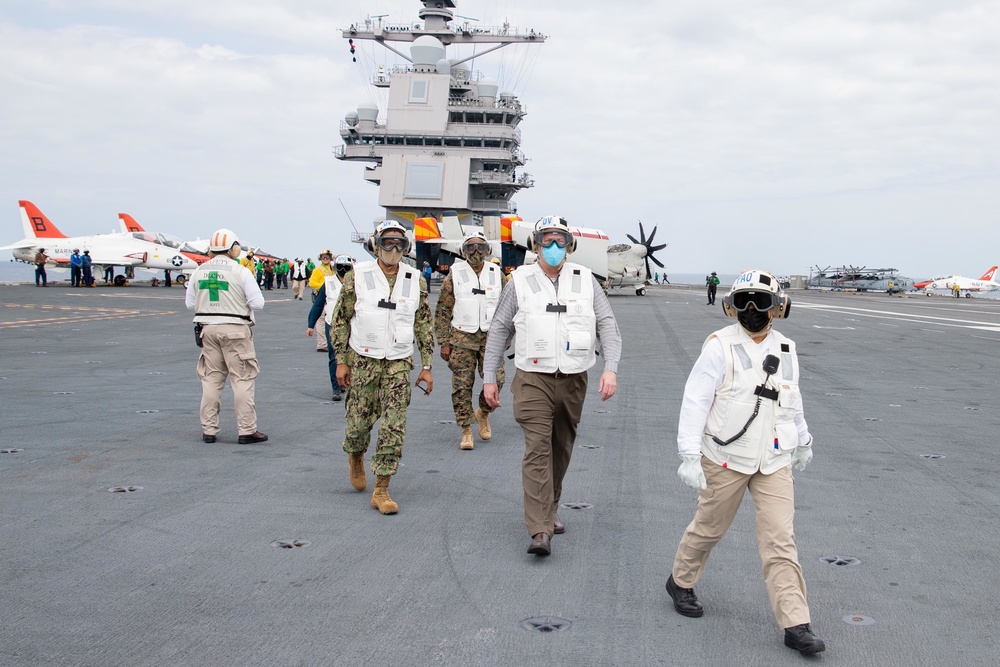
[330,221,434,515]
[483,215,622,557]
[434,230,505,451]
[665,269,825,657]
[186,228,268,445]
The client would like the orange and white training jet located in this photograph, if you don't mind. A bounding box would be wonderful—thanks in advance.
[914,266,999,295]
[119,213,281,266]
[0,200,207,285]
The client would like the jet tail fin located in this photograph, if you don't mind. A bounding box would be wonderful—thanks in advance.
[19,200,67,239]
[439,210,464,240]
[414,217,442,241]
[979,265,998,282]
[119,213,144,233]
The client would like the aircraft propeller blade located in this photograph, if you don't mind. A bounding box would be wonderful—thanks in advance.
[631,220,667,282]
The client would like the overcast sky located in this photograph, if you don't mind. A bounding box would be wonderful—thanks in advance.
[1,0,998,280]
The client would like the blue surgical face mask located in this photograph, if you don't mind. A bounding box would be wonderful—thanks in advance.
[541,243,567,267]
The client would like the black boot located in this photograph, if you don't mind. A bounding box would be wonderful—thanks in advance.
[784,623,826,656]
[666,574,704,617]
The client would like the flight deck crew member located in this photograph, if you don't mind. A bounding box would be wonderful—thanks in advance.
[706,271,720,305]
[309,250,336,351]
[307,254,355,402]
[330,221,434,515]
[185,228,268,445]
[483,216,622,557]
[35,248,49,286]
[665,269,824,656]
[70,249,83,287]
[434,230,505,450]
[240,250,255,271]
[82,250,94,287]
[290,258,309,300]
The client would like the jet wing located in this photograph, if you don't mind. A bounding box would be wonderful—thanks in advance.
[88,253,144,267]
[0,239,40,251]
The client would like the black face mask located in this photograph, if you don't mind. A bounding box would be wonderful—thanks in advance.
[738,308,771,333]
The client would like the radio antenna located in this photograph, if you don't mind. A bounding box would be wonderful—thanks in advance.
[339,198,361,235]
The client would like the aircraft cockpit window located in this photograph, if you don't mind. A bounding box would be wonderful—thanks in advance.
[158,233,184,249]
[131,232,157,243]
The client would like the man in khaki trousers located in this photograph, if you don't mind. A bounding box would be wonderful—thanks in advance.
[185,228,268,445]
[484,216,621,557]
[666,269,825,657]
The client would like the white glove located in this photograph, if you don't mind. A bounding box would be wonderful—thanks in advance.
[677,454,707,490]
[791,446,813,471]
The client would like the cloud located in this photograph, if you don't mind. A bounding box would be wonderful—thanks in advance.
[0,1,998,278]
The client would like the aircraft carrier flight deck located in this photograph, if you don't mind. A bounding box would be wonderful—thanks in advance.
[2,282,998,666]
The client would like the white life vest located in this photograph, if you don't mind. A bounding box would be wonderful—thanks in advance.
[323,273,343,325]
[191,257,253,325]
[512,262,597,374]
[450,260,502,333]
[348,261,420,360]
[701,323,801,475]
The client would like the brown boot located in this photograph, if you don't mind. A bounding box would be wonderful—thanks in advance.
[460,425,474,450]
[349,453,367,491]
[370,475,398,514]
[474,408,492,441]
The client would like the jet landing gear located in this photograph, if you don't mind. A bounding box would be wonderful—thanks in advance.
[174,274,187,286]
[636,287,647,296]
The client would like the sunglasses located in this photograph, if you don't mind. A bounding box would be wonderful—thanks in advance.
[537,231,572,248]
[378,237,407,251]
[463,242,489,253]
[730,291,776,312]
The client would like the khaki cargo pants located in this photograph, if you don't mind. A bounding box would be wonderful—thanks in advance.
[197,323,260,436]
[672,458,810,629]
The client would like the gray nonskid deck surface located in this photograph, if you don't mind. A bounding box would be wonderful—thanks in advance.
[2,283,998,666]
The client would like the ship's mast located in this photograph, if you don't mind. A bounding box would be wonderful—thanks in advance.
[336,1,545,232]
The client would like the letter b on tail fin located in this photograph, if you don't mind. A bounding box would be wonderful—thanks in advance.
[19,200,67,239]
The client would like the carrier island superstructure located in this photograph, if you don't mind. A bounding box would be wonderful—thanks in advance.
[335,1,545,267]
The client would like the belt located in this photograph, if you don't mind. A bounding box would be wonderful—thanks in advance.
[537,370,583,379]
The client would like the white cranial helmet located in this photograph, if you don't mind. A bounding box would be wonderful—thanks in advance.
[461,229,490,257]
[209,228,240,252]
[529,215,575,253]
[721,269,791,319]
[368,220,411,254]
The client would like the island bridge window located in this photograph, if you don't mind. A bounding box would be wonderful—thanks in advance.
[404,163,444,199]
[409,80,429,104]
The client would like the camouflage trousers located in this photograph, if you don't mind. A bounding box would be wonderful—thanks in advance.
[448,344,505,427]
[342,355,412,477]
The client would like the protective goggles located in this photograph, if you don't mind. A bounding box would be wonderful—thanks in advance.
[463,241,489,253]
[534,230,572,248]
[730,290,777,312]
[378,237,407,252]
